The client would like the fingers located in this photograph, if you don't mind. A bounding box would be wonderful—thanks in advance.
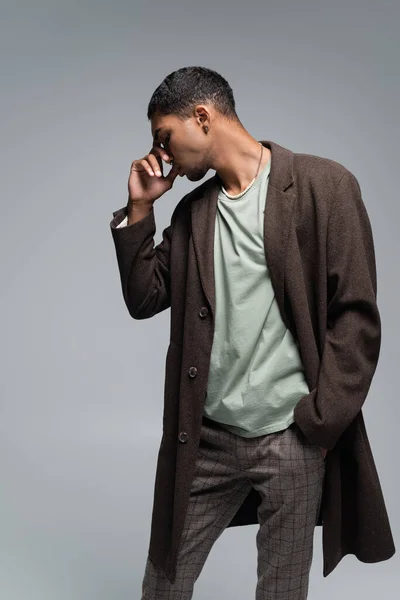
[147,153,164,177]
[130,145,173,179]
[146,147,174,178]
[150,144,173,177]
[150,143,172,164]
[130,158,155,177]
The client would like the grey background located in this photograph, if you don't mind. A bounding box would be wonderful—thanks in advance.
[1,0,399,598]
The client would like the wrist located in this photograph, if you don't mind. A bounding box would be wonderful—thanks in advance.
[127,197,154,211]
[127,199,153,225]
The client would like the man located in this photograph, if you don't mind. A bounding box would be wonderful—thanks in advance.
[109,66,395,599]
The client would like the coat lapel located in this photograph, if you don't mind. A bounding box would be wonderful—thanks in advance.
[191,139,296,328]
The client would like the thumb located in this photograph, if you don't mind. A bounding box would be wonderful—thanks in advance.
[166,162,180,184]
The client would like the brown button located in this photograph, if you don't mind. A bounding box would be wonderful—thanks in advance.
[199,307,208,318]
[188,366,197,378]
[178,431,188,443]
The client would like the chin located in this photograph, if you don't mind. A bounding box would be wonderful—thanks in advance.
[186,167,209,181]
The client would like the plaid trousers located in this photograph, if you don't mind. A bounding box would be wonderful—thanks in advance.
[141,414,326,600]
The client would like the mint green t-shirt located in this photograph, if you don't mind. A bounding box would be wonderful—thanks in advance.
[203,154,310,437]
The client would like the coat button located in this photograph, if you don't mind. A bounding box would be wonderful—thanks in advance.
[188,366,198,378]
[178,431,188,443]
[199,306,208,318]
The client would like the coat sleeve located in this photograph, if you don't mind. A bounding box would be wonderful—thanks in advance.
[110,201,179,319]
[293,170,382,450]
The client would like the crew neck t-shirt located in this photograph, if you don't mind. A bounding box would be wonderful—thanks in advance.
[203,154,310,437]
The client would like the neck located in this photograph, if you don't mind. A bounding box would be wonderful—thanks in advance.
[212,126,271,195]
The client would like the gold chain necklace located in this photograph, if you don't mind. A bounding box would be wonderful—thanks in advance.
[221,142,264,199]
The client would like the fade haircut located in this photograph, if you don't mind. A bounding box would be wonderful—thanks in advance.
[147,66,240,123]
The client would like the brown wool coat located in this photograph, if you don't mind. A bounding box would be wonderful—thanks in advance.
[110,139,395,583]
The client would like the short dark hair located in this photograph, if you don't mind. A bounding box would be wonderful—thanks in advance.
[147,66,240,122]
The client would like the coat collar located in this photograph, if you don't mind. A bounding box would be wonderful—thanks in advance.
[191,139,296,329]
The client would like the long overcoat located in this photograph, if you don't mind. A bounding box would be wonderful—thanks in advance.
[110,139,395,584]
